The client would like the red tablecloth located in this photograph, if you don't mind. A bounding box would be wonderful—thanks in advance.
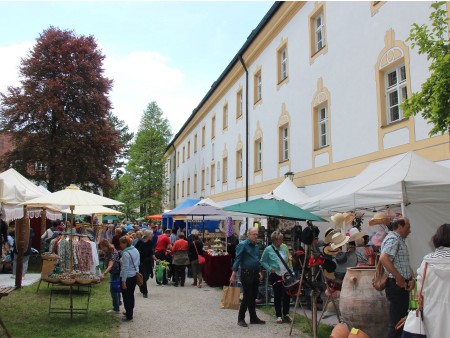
[202,252,232,287]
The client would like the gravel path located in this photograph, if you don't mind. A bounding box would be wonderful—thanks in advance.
[118,276,310,338]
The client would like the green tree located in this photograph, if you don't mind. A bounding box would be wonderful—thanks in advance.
[402,1,450,135]
[115,172,140,221]
[0,26,121,192]
[125,101,172,216]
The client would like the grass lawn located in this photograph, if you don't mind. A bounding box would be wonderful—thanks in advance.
[0,278,119,338]
[259,305,333,338]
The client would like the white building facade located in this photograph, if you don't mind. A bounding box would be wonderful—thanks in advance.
[163,1,450,210]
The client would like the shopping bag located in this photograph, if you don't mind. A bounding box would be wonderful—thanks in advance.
[136,271,144,287]
[220,284,240,310]
[401,310,427,338]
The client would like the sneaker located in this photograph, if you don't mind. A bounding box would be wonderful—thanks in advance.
[143,294,148,298]
[106,309,119,313]
[276,317,283,324]
[121,316,133,322]
[283,315,292,323]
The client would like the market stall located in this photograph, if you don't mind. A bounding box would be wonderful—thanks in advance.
[202,250,232,287]
[22,184,123,316]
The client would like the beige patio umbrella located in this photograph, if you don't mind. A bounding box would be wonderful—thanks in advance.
[22,184,123,269]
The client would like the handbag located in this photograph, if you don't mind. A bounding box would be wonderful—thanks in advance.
[372,255,388,291]
[193,241,205,265]
[271,245,299,295]
[220,283,240,310]
[400,262,428,338]
[128,252,144,287]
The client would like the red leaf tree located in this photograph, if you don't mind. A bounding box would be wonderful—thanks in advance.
[0,26,121,193]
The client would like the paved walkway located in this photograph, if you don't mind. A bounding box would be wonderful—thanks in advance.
[0,273,40,288]
[117,276,336,338]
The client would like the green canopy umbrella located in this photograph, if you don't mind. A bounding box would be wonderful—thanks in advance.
[223,193,326,222]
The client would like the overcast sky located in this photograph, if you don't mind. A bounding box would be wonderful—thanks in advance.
[0,1,274,136]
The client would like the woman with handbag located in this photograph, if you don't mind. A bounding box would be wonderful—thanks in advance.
[119,235,140,321]
[188,230,204,288]
[171,232,190,287]
[413,224,450,338]
[260,231,293,324]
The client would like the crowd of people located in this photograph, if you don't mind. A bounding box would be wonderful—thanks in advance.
[97,221,206,322]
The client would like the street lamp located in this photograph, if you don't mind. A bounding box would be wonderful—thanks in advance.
[284,171,294,181]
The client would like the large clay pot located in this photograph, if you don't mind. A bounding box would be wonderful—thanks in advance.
[330,323,349,338]
[339,267,389,338]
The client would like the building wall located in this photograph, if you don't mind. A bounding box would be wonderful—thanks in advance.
[164,1,450,209]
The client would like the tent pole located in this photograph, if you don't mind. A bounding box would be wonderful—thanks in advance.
[70,206,74,271]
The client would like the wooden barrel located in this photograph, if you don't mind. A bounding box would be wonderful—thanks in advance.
[339,267,389,338]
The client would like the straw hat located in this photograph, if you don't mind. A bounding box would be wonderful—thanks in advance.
[348,227,366,242]
[330,232,350,250]
[343,212,355,226]
[323,245,340,256]
[324,228,338,244]
[368,212,390,226]
[330,213,346,229]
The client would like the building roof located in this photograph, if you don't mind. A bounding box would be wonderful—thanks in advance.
[166,1,282,152]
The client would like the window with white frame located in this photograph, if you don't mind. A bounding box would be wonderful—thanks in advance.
[211,164,215,187]
[206,167,209,186]
[254,70,262,103]
[314,14,325,52]
[385,65,407,123]
[201,169,205,191]
[223,104,228,130]
[187,177,190,196]
[236,150,243,178]
[255,139,262,171]
[35,162,47,173]
[217,161,220,182]
[211,143,214,160]
[194,173,197,193]
[318,106,328,148]
[222,157,228,183]
[237,90,243,118]
[182,180,185,197]
[280,125,289,162]
[279,46,288,82]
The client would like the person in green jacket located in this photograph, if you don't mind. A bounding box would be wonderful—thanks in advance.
[260,230,292,324]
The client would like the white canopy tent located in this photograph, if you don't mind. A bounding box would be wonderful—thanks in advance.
[0,168,61,221]
[265,177,309,205]
[298,151,450,270]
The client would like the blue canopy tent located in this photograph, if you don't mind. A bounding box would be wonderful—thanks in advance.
[162,199,199,229]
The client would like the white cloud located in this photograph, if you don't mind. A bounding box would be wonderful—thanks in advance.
[0,41,200,135]
[103,50,200,135]
[0,41,34,92]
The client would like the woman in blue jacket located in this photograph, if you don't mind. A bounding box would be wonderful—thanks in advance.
[260,230,292,324]
[119,236,140,321]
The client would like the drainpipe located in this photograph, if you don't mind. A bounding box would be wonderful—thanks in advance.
[171,144,176,209]
[239,55,249,232]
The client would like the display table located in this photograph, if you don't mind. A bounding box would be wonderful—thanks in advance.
[202,252,232,287]
[48,283,93,318]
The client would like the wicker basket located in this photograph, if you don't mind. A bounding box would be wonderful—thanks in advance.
[41,254,59,261]
[44,277,61,283]
[60,278,76,285]
[75,279,93,285]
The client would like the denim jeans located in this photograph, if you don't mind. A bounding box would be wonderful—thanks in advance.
[385,278,409,338]
[110,273,121,311]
